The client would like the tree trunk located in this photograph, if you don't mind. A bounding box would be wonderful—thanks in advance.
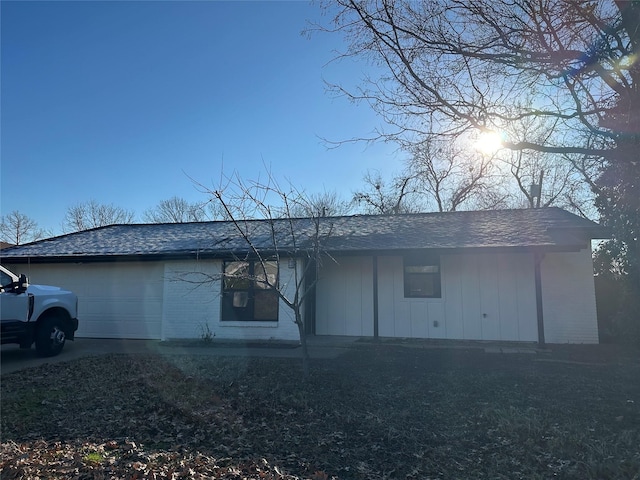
[295,308,310,378]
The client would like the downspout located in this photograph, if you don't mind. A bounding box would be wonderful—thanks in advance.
[373,255,379,340]
[534,251,546,346]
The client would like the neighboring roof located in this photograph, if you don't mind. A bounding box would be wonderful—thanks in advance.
[0,208,608,263]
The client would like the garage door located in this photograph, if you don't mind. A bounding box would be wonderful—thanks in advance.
[14,262,164,340]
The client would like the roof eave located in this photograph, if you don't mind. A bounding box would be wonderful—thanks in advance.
[2,242,593,264]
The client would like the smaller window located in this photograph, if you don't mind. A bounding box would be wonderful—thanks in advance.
[404,256,441,298]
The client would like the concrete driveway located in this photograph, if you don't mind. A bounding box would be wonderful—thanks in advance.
[0,336,358,375]
[1,339,158,375]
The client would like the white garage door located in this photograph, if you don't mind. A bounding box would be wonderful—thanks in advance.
[12,262,164,340]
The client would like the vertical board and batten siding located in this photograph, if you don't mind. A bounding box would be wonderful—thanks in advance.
[161,259,300,342]
[6,262,164,339]
[315,257,374,336]
[442,254,538,341]
[376,255,445,339]
[541,249,599,343]
[316,252,539,342]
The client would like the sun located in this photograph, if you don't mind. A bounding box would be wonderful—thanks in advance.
[475,130,505,154]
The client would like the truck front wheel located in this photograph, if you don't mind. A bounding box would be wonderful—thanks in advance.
[35,316,67,357]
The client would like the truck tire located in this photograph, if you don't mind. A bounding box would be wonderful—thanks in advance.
[35,316,67,357]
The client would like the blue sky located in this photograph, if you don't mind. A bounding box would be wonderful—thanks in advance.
[1,0,399,233]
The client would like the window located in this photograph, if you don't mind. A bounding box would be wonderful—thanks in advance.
[404,255,441,298]
[222,260,279,321]
[1,271,13,288]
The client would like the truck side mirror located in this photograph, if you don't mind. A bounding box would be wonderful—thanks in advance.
[16,274,28,293]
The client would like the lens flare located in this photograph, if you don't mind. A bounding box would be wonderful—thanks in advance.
[475,130,504,154]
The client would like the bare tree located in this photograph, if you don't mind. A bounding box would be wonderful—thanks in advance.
[63,200,136,232]
[497,149,595,212]
[318,0,639,284]
[484,115,596,213]
[318,0,627,156]
[0,211,47,245]
[189,172,337,377]
[407,137,504,212]
[143,196,209,223]
[353,138,505,214]
[289,190,352,218]
[352,169,419,214]
[355,136,593,215]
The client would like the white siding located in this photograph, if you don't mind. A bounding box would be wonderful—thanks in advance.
[7,262,164,339]
[442,256,464,339]
[376,255,443,338]
[541,249,599,344]
[498,254,539,342]
[377,256,398,337]
[8,248,599,344]
[162,259,300,342]
[317,253,539,342]
[8,258,302,342]
[441,254,539,342]
[315,257,374,336]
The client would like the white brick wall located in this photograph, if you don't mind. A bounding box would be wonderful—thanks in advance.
[161,259,300,342]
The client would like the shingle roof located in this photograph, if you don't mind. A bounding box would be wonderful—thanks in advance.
[0,208,607,263]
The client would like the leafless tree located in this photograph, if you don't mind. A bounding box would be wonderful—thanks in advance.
[143,196,210,223]
[317,0,640,286]
[353,138,507,214]
[355,136,594,215]
[289,190,352,218]
[318,1,629,156]
[0,211,47,245]
[188,172,337,377]
[484,115,596,213]
[498,150,593,211]
[407,137,504,212]
[352,169,419,214]
[63,200,136,232]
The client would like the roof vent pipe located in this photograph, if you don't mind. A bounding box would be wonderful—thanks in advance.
[529,183,541,199]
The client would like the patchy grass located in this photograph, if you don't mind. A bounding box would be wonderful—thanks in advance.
[82,450,105,464]
[1,345,639,479]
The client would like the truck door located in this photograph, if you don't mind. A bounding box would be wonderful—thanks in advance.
[1,270,30,342]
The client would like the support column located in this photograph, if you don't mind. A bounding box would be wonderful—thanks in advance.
[373,255,379,340]
[534,252,546,346]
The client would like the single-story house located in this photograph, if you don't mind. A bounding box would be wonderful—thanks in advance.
[1,207,607,344]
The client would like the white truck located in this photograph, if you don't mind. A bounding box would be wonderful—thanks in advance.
[0,265,79,356]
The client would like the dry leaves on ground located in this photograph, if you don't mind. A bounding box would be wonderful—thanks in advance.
[2,345,640,479]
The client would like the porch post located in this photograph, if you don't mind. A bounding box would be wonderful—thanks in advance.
[304,259,317,335]
[373,255,379,339]
[534,251,545,346]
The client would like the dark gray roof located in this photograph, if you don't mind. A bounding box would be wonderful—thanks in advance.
[0,208,607,263]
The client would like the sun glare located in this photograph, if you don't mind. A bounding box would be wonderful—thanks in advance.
[619,53,637,69]
[475,130,504,154]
